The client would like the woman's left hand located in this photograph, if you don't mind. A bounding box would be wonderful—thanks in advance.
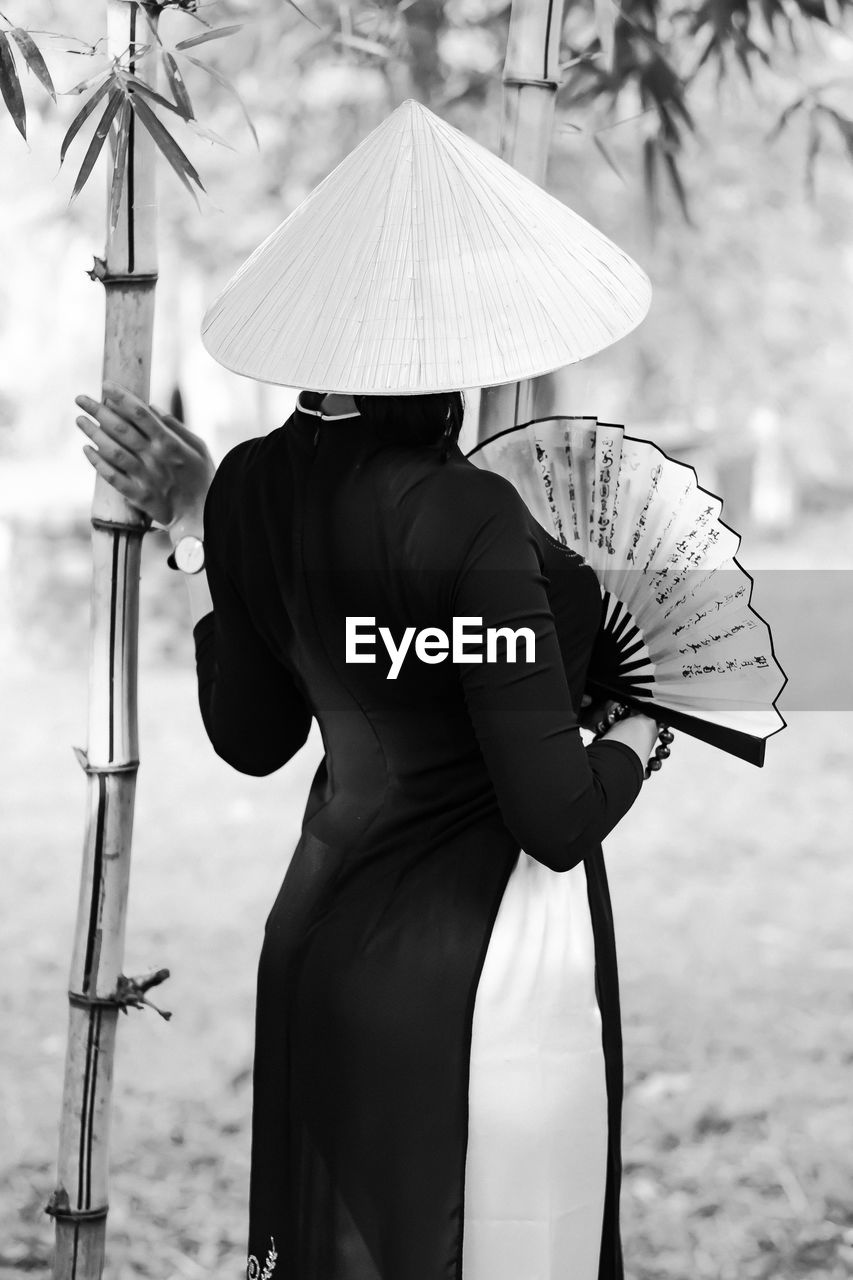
[75,380,216,529]
[579,693,625,735]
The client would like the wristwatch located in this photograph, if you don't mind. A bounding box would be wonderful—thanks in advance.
[166,533,205,574]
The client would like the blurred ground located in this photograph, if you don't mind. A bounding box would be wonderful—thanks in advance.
[1,511,852,1280]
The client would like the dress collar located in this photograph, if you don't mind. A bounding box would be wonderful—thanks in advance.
[296,390,360,421]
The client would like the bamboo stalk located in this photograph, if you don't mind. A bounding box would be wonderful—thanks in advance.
[48,5,159,1277]
[475,0,567,443]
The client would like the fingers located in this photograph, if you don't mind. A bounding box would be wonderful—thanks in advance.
[81,442,147,512]
[75,403,147,476]
[88,381,215,466]
[103,381,207,456]
[75,386,216,528]
[105,381,216,471]
[76,392,149,442]
[100,380,165,440]
[154,407,208,458]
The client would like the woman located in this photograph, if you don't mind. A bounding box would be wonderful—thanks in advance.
[75,378,659,1280]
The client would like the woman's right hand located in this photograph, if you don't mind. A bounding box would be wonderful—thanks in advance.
[74,380,216,530]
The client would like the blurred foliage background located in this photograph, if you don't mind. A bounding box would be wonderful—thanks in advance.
[1,2,852,1278]
[2,0,853,661]
[2,0,853,495]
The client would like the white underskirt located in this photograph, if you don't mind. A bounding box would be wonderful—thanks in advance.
[462,853,609,1280]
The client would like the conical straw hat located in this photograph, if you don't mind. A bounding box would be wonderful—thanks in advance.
[201,100,652,394]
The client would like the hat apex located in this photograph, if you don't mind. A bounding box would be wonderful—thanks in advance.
[202,100,651,394]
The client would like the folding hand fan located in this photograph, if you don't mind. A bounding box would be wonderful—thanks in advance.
[467,417,787,765]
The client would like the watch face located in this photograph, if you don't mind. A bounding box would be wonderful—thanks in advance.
[175,534,205,574]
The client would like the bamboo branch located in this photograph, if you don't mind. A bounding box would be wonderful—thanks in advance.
[48,5,160,1277]
[475,0,566,443]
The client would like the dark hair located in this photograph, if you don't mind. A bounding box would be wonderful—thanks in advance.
[353,392,465,459]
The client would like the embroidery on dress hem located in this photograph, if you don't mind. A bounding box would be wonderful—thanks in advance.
[247,1237,277,1280]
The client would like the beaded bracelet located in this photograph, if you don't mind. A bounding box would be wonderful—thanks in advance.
[591,701,674,780]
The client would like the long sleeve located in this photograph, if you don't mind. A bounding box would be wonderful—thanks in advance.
[448,471,644,872]
[192,444,312,776]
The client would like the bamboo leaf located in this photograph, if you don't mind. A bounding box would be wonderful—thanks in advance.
[805,108,821,200]
[137,3,165,48]
[333,31,391,58]
[826,108,853,163]
[184,54,258,147]
[663,148,692,224]
[174,24,243,51]
[163,51,193,119]
[107,110,119,160]
[734,42,755,83]
[758,0,780,33]
[70,86,122,203]
[108,100,131,233]
[0,32,26,139]
[643,136,658,231]
[282,0,321,29]
[123,68,231,146]
[120,71,187,118]
[185,116,235,149]
[766,92,808,144]
[9,28,56,100]
[667,87,696,136]
[692,32,718,75]
[129,90,205,202]
[60,74,114,165]
[593,134,627,184]
[64,66,111,96]
[657,100,680,146]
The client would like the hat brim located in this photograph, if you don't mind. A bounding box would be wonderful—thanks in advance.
[201,100,652,393]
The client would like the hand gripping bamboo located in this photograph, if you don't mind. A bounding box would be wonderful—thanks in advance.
[47,6,161,1278]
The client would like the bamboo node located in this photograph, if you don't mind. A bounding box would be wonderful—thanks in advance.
[69,968,172,1020]
[90,515,151,535]
[503,76,560,90]
[71,746,140,775]
[87,256,159,287]
[45,1187,108,1222]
